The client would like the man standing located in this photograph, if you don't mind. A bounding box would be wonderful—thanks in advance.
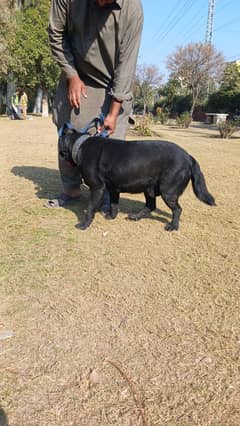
[46,0,143,209]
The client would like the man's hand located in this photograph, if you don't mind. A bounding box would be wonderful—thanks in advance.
[101,114,118,135]
[99,98,122,135]
[67,75,87,108]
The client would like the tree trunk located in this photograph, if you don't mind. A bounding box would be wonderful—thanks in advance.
[0,88,6,114]
[190,100,196,118]
[33,87,43,114]
[6,74,15,112]
[190,87,200,118]
[42,88,49,117]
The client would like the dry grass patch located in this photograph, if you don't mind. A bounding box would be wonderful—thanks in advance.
[1,117,240,425]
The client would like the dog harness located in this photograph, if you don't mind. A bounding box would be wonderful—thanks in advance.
[59,114,109,164]
[71,133,90,164]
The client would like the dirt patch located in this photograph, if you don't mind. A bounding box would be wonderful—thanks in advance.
[1,117,240,425]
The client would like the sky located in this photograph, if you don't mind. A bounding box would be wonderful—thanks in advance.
[139,0,240,80]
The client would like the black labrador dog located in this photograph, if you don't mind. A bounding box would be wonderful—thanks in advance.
[59,126,215,230]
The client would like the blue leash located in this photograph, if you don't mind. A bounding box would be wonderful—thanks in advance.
[58,113,109,138]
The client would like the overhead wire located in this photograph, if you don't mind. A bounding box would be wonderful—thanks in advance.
[180,4,207,43]
[152,0,195,43]
[156,0,196,42]
[140,0,240,75]
[215,16,240,31]
[152,0,183,41]
[215,0,236,14]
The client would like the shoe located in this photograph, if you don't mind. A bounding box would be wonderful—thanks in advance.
[44,193,80,208]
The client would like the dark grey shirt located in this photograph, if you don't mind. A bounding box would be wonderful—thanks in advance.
[49,0,143,101]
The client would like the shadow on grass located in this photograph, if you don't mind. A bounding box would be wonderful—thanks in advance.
[208,134,240,140]
[166,126,217,139]
[0,407,9,426]
[11,166,171,225]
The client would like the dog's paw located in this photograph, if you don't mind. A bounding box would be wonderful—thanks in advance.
[127,207,151,221]
[75,222,89,231]
[104,210,118,220]
[127,213,140,221]
[104,213,114,220]
[164,222,179,231]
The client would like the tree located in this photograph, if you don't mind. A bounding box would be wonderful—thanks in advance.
[0,1,18,112]
[167,42,225,117]
[157,78,182,112]
[207,61,240,114]
[220,61,240,93]
[6,0,59,115]
[134,64,162,114]
[0,1,16,79]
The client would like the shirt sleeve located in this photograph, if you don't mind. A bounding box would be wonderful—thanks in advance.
[48,0,78,79]
[111,7,143,102]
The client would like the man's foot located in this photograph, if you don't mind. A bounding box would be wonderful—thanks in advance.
[100,191,111,215]
[44,193,80,208]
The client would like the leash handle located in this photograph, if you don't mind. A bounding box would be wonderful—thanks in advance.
[95,113,110,138]
[97,129,109,138]
[58,113,110,139]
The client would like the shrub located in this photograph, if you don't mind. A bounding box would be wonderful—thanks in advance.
[218,119,240,139]
[134,115,153,136]
[176,111,192,128]
[134,124,153,136]
[156,107,169,124]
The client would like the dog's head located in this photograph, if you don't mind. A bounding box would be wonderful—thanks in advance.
[58,124,77,163]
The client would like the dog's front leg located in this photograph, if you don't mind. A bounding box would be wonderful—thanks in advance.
[76,187,104,230]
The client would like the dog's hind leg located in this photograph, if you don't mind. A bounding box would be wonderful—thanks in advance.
[161,193,182,231]
[76,186,105,230]
[128,193,156,221]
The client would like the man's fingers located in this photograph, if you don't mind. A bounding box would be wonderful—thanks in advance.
[81,86,87,98]
[69,92,80,108]
[99,124,112,136]
[69,88,87,107]
[67,76,87,107]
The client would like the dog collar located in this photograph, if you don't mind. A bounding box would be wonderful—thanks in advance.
[72,134,89,164]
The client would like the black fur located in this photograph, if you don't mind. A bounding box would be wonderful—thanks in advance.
[59,127,216,230]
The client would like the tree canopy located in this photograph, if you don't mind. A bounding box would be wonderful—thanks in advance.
[220,61,240,93]
[167,42,225,116]
[207,61,240,114]
[7,0,59,92]
[134,64,162,113]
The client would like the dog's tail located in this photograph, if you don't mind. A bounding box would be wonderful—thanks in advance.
[190,156,216,206]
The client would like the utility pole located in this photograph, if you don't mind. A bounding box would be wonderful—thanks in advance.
[205,0,216,98]
[205,0,216,45]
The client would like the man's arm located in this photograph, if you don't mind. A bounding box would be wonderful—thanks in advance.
[111,3,143,102]
[48,0,86,107]
[48,0,76,78]
[103,3,143,134]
